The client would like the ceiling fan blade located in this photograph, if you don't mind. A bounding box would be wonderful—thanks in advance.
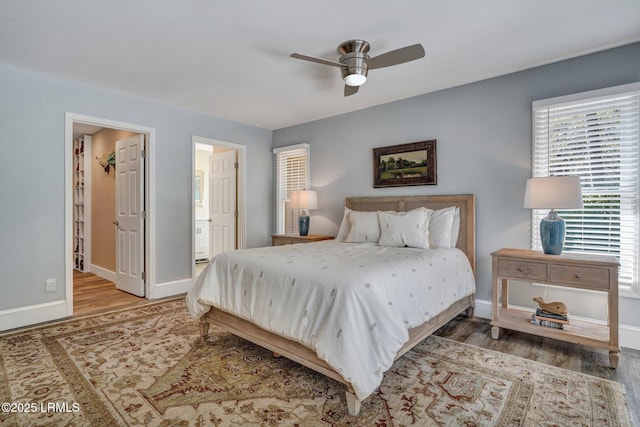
[290,53,345,68]
[344,85,359,97]
[368,44,425,70]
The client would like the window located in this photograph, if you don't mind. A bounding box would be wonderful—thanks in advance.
[532,83,640,292]
[274,144,310,235]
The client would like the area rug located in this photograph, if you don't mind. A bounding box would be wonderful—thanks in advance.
[0,299,631,426]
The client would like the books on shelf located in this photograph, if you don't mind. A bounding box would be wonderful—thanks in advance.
[530,314,569,330]
[534,309,569,327]
[535,308,568,322]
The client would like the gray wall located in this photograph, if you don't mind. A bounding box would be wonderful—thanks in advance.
[0,63,272,311]
[272,42,640,326]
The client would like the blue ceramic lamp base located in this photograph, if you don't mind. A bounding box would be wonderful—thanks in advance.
[540,209,565,255]
[298,214,310,236]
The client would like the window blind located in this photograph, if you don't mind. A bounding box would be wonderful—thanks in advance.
[273,144,310,235]
[532,84,640,291]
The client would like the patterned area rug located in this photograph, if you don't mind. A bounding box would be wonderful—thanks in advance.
[0,299,631,426]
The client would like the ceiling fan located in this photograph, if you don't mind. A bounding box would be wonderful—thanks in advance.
[290,39,425,97]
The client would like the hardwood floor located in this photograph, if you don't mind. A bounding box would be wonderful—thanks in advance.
[435,315,640,425]
[73,270,155,317]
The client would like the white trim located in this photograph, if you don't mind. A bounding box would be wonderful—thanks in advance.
[620,323,640,351]
[532,81,640,107]
[152,278,192,299]
[474,298,640,350]
[473,298,492,320]
[65,113,157,306]
[191,136,247,279]
[90,264,117,284]
[0,300,67,332]
[272,142,310,154]
[620,289,640,299]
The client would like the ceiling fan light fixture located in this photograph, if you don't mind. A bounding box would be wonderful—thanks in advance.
[290,39,425,96]
[344,73,367,87]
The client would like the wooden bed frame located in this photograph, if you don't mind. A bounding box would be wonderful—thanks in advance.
[199,194,476,416]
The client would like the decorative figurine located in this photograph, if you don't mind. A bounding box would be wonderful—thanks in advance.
[533,297,568,316]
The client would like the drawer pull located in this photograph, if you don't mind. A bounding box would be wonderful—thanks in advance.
[517,267,526,272]
[575,273,582,279]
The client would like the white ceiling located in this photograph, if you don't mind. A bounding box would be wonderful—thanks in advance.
[1,0,639,130]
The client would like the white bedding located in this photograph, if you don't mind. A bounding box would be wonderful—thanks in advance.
[186,240,475,401]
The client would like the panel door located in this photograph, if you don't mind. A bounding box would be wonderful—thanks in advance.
[115,134,145,297]
[209,150,237,258]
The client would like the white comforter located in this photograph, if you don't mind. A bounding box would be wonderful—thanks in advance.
[186,240,475,401]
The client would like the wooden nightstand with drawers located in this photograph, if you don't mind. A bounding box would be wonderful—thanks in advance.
[271,234,334,246]
[490,248,620,367]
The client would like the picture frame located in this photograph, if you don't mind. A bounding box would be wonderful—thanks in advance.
[373,140,437,187]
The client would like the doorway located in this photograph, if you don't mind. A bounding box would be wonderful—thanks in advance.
[192,136,246,278]
[65,113,156,316]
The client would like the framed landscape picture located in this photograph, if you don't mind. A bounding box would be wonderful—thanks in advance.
[373,140,437,187]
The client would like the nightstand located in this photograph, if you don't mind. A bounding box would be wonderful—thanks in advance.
[271,234,334,246]
[491,248,620,367]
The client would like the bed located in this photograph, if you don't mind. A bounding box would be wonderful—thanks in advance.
[186,194,476,416]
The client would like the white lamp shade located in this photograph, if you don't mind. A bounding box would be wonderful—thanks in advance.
[524,176,583,209]
[290,190,318,210]
[344,73,367,87]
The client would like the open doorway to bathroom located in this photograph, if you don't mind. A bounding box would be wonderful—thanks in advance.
[192,136,246,279]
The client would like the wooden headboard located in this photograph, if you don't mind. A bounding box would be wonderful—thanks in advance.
[345,194,476,274]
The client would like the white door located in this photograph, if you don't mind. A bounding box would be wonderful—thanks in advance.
[115,134,145,297]
[209,150,237,257]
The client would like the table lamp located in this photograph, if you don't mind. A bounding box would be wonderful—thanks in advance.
[524,176,583,255]
[290,190,318,236]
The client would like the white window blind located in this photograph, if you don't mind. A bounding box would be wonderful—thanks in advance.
[273,144,310,235]
[532,83,640,292]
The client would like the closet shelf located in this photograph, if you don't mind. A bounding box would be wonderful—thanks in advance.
[73,135,91,273]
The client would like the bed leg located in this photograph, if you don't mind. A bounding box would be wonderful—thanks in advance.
[199,319,210,341]
[345,388,361,416]
[465,305,475,319]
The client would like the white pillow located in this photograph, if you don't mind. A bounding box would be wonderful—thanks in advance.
[429,206,459,249]
[335,207,352,242]
[378,208,432,249]
[345,211,383,243]
[450,207,461,248]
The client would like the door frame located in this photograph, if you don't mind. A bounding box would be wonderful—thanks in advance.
[65,113,156,315]
[192,135,246,279]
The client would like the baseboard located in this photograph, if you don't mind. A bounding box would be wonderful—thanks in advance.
[90,265,190,300]
[474,298,640,351]
[0,278,191,332]
[150,278,192,300]
[620,324,640,351]
[90,264,117,283]
[473,298,492,320]
[0,300,67,332]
